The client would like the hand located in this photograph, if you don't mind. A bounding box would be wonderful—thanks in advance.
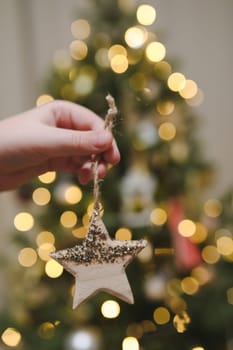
[0,100,120,191]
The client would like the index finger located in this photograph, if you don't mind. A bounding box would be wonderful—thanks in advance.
[42,100,105,131]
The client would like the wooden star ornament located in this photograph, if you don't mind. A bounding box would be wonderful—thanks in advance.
[50,210,147,309]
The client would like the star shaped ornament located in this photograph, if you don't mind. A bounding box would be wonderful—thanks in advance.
[50,211,147,309]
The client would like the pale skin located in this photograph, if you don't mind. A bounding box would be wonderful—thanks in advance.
[0,100,120,191]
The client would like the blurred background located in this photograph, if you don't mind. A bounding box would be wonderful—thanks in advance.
[0,1,233,350]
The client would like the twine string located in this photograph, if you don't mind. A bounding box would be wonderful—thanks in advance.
[92,94,118,215]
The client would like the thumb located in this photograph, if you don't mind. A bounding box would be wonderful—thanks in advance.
[47,128,113,157]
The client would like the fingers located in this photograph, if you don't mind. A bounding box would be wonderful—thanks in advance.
[42,100,105,131]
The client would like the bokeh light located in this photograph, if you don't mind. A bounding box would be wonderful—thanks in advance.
[72,226,88,239]
[181,277,199,295]
[156,100,175,115]
[60,211,78,228]
[201,245,220,264]
[204,199,222,218]
[158,122,176,141]
[178,219,196,237]
[150,208,167,226]
[189,222,208,243]
[179,79,198,99]
[153,307,170,325]
[18,247,37,267]
[38,171,56,184]
[167,72,186,92]
[115,227,132,240]
[137,4,156,26]
[110,54,128,74]
[38,243,55,261]
[95,48,109,68]
[14,212,34,232]
[1,328,21,347]
[64,185,83,204]
[32,187,51,206]
[71,19,91,40]
[145,42,166,62]
[36,231,55,246]
[216,236,233,256]
[38,322,55,339]
[154,61,172,80]
[45,259,63,278]
[108,44,127,60]
[122,336,139,350]
[101,300,120,319]
[70,40,88,60]
[125,26,148,49]
[36,94,54,106]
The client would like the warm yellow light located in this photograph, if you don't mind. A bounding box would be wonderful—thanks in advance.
[71,19,91,40]
[111,54,128,74]
[156,100,175,115]
[122,336,139,350]
[150,208,167,226]
[45,259,63,278]
[191,266,212,286]
[72,226,88,238]
[36,94,54,106]
[204,199,222,218]
[155,61,172,80]
[38,243,55,261]
[32,187,51,206]
[201,245,220,264]
[38,171,56,184]
[115,228,132,242]
[108,44,127,60]
[82,213,90,226]
[14,212,34,232]
[173,313,190,333]
[87,202,104,217]
[38,322,55,339]
[192,347,205,350]
[137,242,153,263]
[179,79,198,99]
[64,185,82,204]
[1,328,21,347]
[189,222,208,243]
[125,26,148,49]
[216,236,233,256]
[168,72,186,92]
[74,73,95,96]
[36,231,55,246]
[146,42,166,62]
[101,300,120,319]
[153,307,170,325]
[60,211,78,228]
[181,277,199,295]
[158,122,176,141]
[115,227,132,240]
[137,4,156,26]
[170,142,189,163]
[70,40,88,60]
[95,48,110,68]
[178,219,196,237]
[18,247,37,267]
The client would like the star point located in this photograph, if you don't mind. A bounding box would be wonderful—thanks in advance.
[51,212,146,308]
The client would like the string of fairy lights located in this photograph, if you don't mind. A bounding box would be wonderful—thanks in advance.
[1,3,233,350]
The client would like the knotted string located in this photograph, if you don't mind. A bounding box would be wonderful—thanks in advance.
[92,94,118,215]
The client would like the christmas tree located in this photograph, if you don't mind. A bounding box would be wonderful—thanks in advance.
[1,1,233,349]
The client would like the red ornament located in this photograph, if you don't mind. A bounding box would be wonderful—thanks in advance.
[168,198,202,271]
